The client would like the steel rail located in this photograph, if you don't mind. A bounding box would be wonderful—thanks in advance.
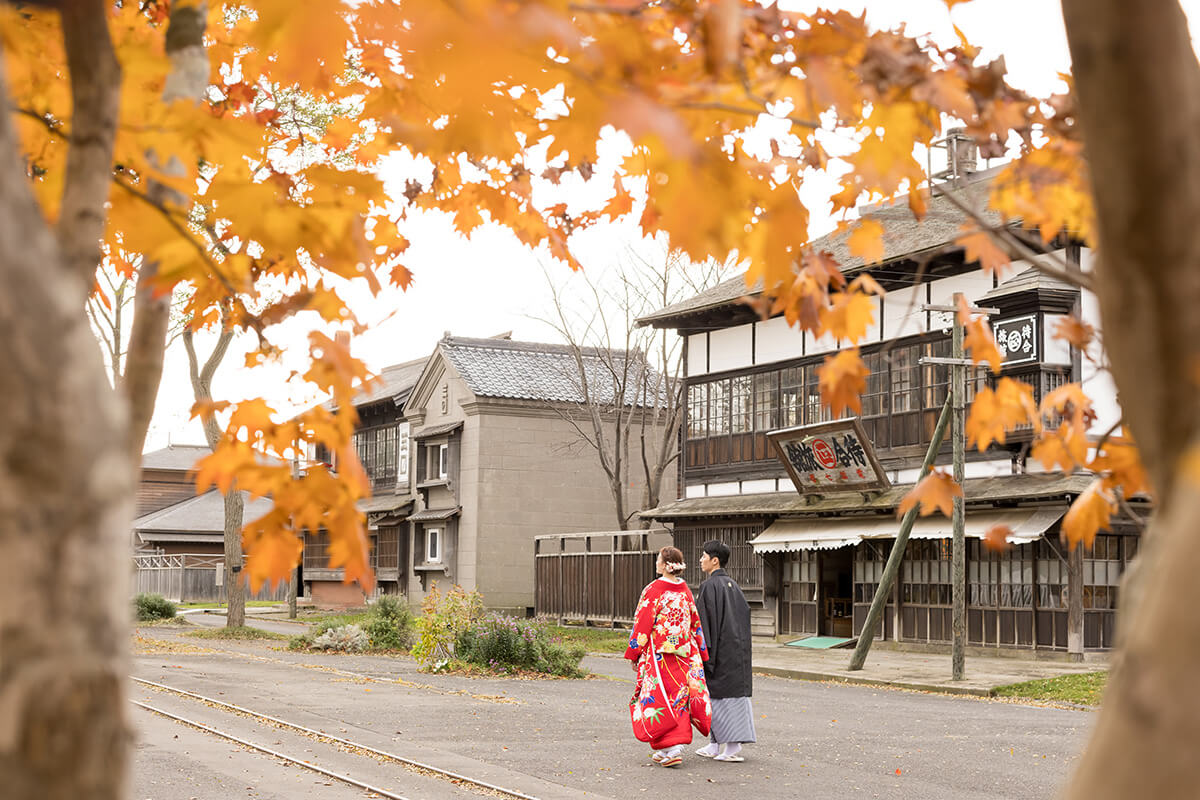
[131,677,540,800]
[131,700,415,800]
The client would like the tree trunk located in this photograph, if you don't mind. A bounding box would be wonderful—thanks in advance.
[1062,0,1200,795]
[223,488,246,628]
[0,21,131,799]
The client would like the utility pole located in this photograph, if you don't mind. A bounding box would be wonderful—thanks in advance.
[848,393,952,671]
[950,293,967,681]
[289,452,299,619]
[920,295,998,681]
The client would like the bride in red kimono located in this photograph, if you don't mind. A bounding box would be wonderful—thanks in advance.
[624,546,712,768]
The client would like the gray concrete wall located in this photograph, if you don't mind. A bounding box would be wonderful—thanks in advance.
[471,407,667,612]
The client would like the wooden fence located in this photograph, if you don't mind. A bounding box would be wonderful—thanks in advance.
[534,529,672,627]
[133,553,291,603]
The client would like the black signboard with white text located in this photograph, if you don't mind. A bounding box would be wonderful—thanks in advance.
[768,418,891,494]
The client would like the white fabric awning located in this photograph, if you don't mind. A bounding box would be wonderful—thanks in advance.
[750,509,1064,554]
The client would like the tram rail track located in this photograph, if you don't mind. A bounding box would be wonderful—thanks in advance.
[131,677,540,800]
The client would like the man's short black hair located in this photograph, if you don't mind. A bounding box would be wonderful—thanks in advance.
[702,540,731,568]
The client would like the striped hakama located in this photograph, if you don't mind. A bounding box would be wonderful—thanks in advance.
[710,696,756,744]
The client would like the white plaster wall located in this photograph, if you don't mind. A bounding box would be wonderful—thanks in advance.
[1043,313,1073,366]
[708,324,754,373]
[962,459,1013,479]
[687,333,707,377]
[1081,287,1122,436]
[754,316,805,366]
[860,295,882,344]
[883,283,926,340]
[928,271,996,308]
[706,481,740,497]
[685,483,706,499]
[741,478,777,494]
[806,328,840,357]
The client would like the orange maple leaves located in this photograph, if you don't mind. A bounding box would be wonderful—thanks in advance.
[898,470,962,519]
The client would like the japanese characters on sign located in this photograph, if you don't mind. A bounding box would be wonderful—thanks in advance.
[993,314,1038,366]
[768,418,890,494]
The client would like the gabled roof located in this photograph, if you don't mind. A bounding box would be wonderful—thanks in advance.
[140,444,211,472]
[133,490,274,535]
[638,175,1003,328]
[324,356,427,412]
[981,265,1079,301]
[438,335,656,406]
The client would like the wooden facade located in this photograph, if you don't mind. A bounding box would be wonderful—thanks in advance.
[639,170,1140,655]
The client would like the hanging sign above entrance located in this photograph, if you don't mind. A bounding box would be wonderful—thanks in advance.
[768,418,891,494]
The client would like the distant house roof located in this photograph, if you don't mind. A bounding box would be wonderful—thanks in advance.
[439,335,656,406]
[638,176,1005,327]
[140,444,211,473]
[133,490,274,537]
[323,356,428,412]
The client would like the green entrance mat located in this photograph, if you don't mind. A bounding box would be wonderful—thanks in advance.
[785,636,855,649]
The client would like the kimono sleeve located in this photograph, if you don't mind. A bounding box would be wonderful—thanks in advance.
[624,583,656,662]
[687,585,710,662]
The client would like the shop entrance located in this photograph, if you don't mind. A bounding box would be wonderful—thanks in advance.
[821,546,854,638]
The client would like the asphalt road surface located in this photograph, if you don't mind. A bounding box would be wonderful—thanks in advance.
[132,623,1092,799]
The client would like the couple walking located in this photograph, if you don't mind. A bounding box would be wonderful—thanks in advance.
[624,542,756,768]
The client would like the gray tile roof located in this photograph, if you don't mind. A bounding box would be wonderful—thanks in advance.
[638,176,1003,327]
[640,473,1093,520]
[324,356,427,411]
[134,490,275,534]
[140,444,212,472]
[981,265,1078,301]
[440,336,658,406]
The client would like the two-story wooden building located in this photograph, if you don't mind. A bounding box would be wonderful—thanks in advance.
[639,165,1139,658]
[304,357,426,605]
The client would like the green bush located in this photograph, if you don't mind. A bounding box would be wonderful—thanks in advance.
[134,593,177,621]
[364,594,415,651]
[412,583,483,670]
[456,613,586,677]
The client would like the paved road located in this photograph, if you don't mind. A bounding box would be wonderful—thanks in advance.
[131,624,1092,799]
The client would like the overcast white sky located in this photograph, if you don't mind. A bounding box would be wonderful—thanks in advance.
[142,0,1198,451]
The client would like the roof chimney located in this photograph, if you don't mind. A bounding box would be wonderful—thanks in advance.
[944,127,977,179]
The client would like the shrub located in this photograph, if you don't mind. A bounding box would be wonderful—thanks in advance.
[134,593,177,621]
[365,594,415,651]
[411,583,483,670]
[456,614,586,677]
[312,623,369,652]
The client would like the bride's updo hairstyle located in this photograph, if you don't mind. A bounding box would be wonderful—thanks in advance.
[659,546,687,577]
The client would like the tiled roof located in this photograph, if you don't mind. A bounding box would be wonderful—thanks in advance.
[325,356,427,411]
[640,473,1094,520]
[140,444,211,472]
[981,265,1078,301]
[134,490,275,534]
[440,335,658,406]
[638,176,1003,327]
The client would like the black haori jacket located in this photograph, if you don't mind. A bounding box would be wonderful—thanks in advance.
[695,568,753,699]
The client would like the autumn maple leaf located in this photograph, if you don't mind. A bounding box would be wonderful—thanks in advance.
[957,229,1010,276]
[965,377,1038,450]
[819,291,876,343]
[1091,430,1151,498]
[1061,480,1116,550]
[898,469,962,519]
[983,524,1012,553]
[957,296,1002,373]
[1052,315,1095,350]
[818,349,870,416]
[846,218,886,264]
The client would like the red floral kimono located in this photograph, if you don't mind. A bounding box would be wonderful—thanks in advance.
[624,578,712,749]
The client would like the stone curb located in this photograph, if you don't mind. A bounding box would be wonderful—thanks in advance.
[751,664,994,697]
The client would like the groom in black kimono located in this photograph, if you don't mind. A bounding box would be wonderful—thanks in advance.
[694,540,756,762]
